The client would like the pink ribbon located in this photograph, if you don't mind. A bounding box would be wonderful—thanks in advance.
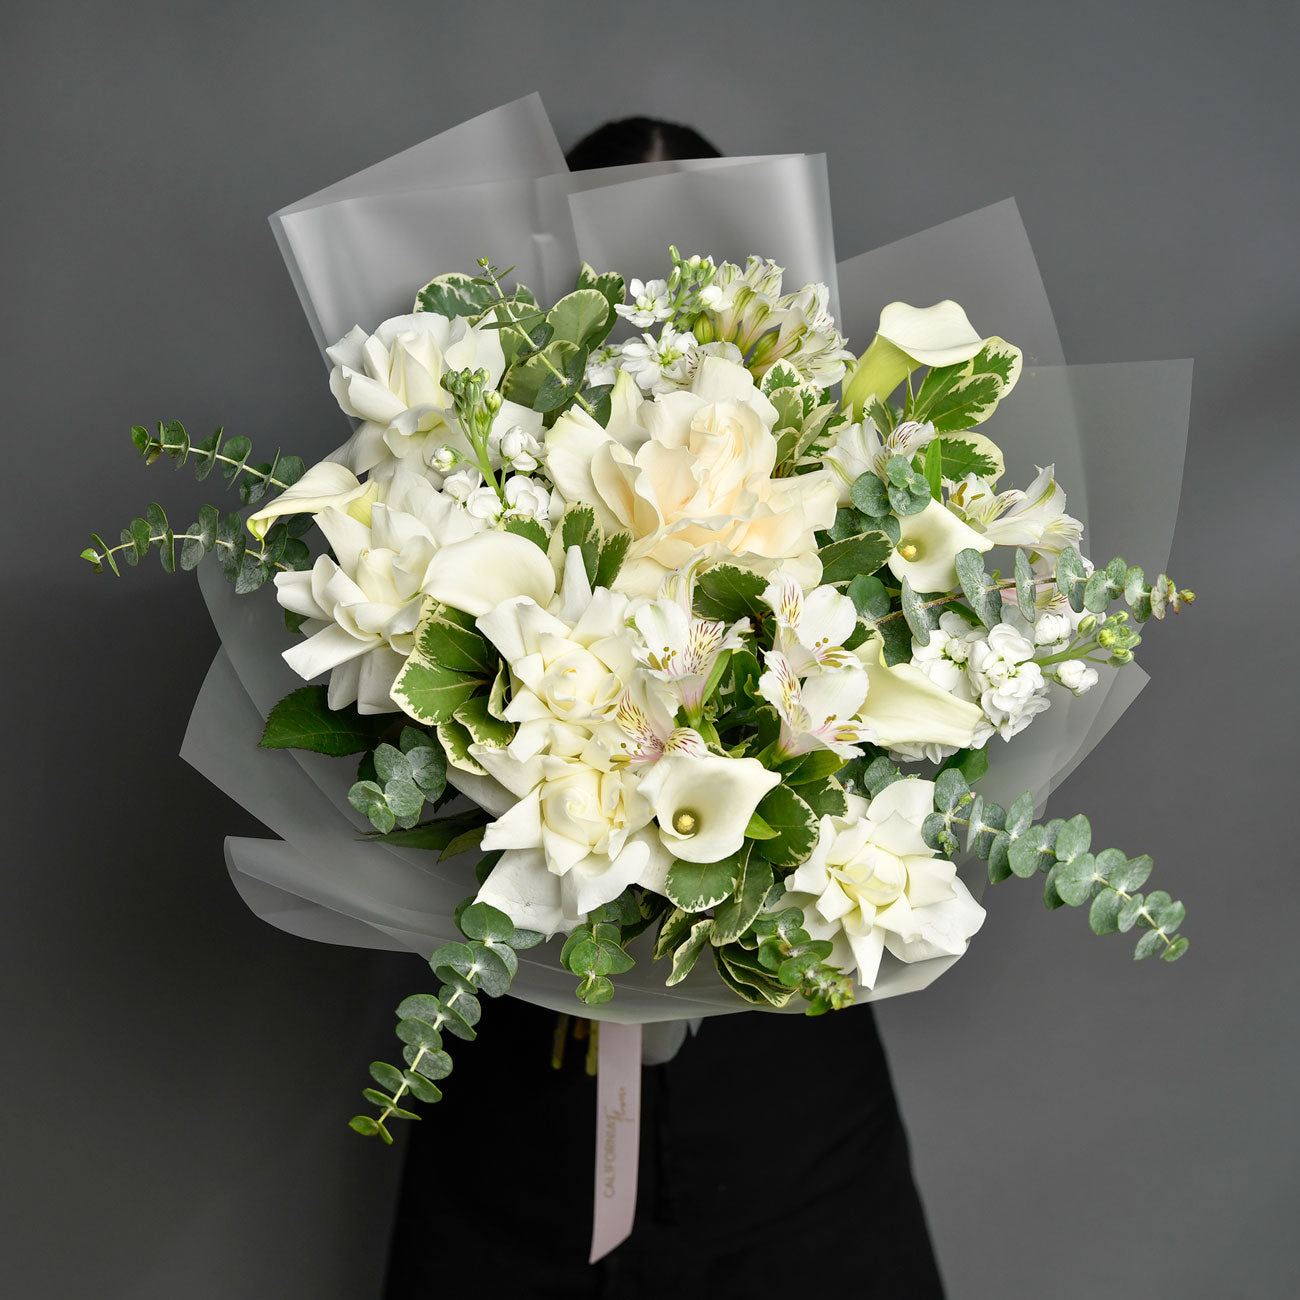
[588,1021,643,1263]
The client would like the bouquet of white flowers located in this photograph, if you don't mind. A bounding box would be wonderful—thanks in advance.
[82,96,1194,1257]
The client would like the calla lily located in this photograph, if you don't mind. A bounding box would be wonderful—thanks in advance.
[854,635,983,750]
[246,460,379,540]
[843,300,994,419]
[421,530,557,617]
[638,753,780,864]
[888,498,993,593]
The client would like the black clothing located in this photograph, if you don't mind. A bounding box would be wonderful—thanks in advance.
[384,998,945,1299]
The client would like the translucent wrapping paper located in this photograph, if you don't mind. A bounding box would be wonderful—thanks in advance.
[182,95,1189,1027]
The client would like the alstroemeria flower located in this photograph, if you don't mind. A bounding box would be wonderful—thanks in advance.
[825,419,936,506]
[758,652,872,760]
[947,465,1084,569]
[761,571,858,673]
[545,355,838,598]
[326,312,507,474]
[628,565,749,715]
[888,498,993,594]
[638,752,780,864]
[783,783,986,988]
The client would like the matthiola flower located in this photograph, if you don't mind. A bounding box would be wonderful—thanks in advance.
[1052,660,1099,696]
[761,571,858,673]
[503,475,553,524]
[585,343,621,387]
[614,278,672,328]
[325,312,506,474]
[908,611,983,701]
[619,323,699,394]
[758,652,873,760]
[966,622,1051,743]
[545,355,838,598]
[782,783,986,989]
[488,424,543,473]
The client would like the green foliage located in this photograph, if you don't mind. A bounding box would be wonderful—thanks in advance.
[907,338,1021,432]
[954,548,1004,627]
[753,785,819,866]
[82,497,310,591]
[259,686,393,756]
[693,565,770,621]
[350,903,538,1141]
[927,780,1189,964]
[391,600,502,727]
[414,272,497,319]
[818,529,894,585]
[934,435,998,481]
[665,851,744,911]
[346,728,451,833]
[560,917,637,1005]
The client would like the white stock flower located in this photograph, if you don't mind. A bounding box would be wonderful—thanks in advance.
[783,784,985,989]
[503,475,553,524]
[908,611,983,700]
[1033,611,1074,646]
[888,499,993,594]
[1052,660,1099,696]
[614,278,672,328]
[326,312,506,474]
[585,343,621,387]
[489,424,542,473]
[966,623,1051,742]
[545,355,838,598]
[273,468,484,713]
[638,753,780,864]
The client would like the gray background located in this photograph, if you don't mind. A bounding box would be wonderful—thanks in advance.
[5,0,1298,1295]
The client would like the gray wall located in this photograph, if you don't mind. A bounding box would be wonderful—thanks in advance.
[5,0,1297,1295]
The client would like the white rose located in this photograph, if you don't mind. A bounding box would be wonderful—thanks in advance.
[273,467,484,713]
[782,782,985,988]
[326,312,506,474]
[546,355,838,598]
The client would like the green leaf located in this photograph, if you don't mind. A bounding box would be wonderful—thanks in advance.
[392,658,480,726]
[935,435,998,481]
[1089,889,1125,934]
[1162,936,1190,963]
[401,1045,452,1082]
[453,694,514,748]
[819,531,894,585]
[595,532,632,588]
[694,565,769,621]
[1105,854,1153,893]
[395,1016,443,1052]
[369,809,487,851]
[954,549,1003,627]
[909,338,1022,432]
[782,750,846,786]
[847,574,891,621]
[710,854,775,947]
[922,438,943,499]
[533,341,587,413]
[415,272,495,319]
[1008,824,1055,878]
[754,785,818,867]
[411,602,496,677]
[849,472,891,517]
[401,1071,443,1103]
[665,853,744,910]
[349,1116,381,1137]
[1053,853,1098,906]
[1055,548,1087,613]
[458,902,515,944]
[547,288,613,350]
[259,686,392,756]
[801,780,849,819]
[665,919,715,985]
[503,516,549,551]
[1015,548,1036,618]
[574,264,625,331]
[1134,929,1166,961]
[349,781,394,833]
[900,577,939,646]
[744,811,778,840]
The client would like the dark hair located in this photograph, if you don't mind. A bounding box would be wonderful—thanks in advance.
[565,116,722,171]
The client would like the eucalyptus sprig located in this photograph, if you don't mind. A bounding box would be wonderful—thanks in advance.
[918,766,1189,962]
[81,421,312,593]
[350,901,544,1143]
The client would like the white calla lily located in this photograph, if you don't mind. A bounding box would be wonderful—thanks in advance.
[246,460,379,541]
[888,498,993,593]
[421,531,557,616]
[638,753,780,864]
[854,635,983,750]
